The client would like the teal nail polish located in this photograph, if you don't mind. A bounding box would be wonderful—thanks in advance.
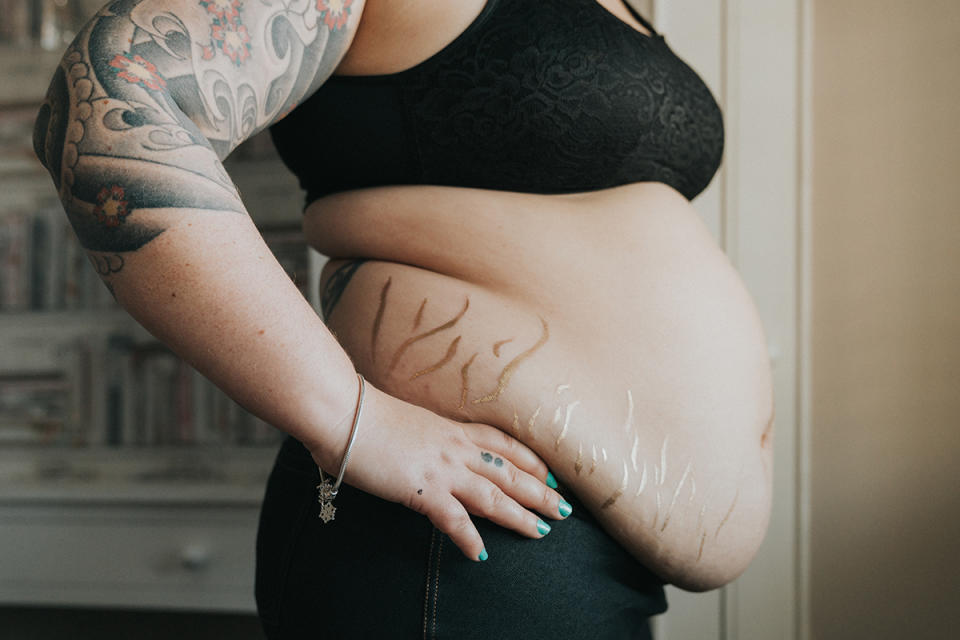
[558,499,573,518]
[545,471,558,489]
[536,519,551,536]
[478,548,488,562]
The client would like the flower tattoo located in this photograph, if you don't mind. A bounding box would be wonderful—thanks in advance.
[108,54,167,91]
[317,0,353,32]
[211,22,252,65]
[199,0,252,66]
[200,0,241,22]
[93,185,131,227]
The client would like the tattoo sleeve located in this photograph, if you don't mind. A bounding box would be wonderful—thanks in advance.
[32,0,362,255]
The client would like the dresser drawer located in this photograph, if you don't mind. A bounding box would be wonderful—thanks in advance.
[0,504,262,612]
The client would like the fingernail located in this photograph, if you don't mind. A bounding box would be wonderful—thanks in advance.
[478,548,488,561]
[545,471,558,489]
[558,499,573,518]
[536,519,552,536]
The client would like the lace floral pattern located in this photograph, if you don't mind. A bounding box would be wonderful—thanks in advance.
[402,0,724,199]
[271,0,724,202]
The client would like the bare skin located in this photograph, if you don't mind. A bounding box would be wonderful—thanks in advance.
[310,182,775,591]
[32,0,774,590]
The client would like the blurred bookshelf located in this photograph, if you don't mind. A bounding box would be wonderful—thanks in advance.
[0,2,325,611]
[0,103,319,499]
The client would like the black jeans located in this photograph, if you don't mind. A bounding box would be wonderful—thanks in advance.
[255,435,667,639]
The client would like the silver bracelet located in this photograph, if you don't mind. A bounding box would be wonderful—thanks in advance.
[316,372,365,523]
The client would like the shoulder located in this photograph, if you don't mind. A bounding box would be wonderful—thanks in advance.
[334,0,491,75]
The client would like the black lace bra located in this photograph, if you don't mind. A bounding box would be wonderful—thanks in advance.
[269,0,725,205]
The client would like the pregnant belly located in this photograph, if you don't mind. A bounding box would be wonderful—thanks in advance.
[306,182,774,591]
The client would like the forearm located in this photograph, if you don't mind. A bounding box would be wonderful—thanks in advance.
[106,211,359,468]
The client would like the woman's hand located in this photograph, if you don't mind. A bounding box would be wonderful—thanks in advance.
[311,381,572,561]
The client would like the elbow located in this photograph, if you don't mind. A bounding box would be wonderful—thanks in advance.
[33,63,67,183]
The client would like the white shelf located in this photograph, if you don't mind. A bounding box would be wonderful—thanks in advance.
[0,307,133,331]
[0,445,280,506]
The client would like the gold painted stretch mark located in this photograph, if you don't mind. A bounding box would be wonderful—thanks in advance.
[511,408,520,434]
[635,462,648,496]
[715,488,740,539]
[660,461,692,533]
[589,444,598,475]
[413,298,427,330]
[526,405,541,436]
[624,389,634,433]
[409,336,461,381]
[658,436,670,486]
[389,297,470,373]
[552,406,564,425]
[492,338,513,357]
[458,352,478,410]
[554,401,580,450]
[371,277,392,363]
[473,317,549,404]
[574,441,583,475]
[697,532,707,562]
[601,461,629,509]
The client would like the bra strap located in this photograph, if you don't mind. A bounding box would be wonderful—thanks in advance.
[618,0,659,35]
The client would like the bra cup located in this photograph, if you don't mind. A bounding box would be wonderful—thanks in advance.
[270,0,724,203]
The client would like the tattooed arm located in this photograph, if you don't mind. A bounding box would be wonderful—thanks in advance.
[31,0,569,561]
[30,0,369,457]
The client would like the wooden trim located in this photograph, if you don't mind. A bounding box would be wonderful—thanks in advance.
[795,0,814,637]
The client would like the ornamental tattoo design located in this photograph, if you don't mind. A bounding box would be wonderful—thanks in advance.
[200,0,251,66]
[317,0,353,32]
[93,184,131,226]
[33,0,363,259]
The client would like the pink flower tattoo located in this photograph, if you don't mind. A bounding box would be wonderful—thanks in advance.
[317,0,353,32]
[108,54,166,91]
[211,22,252,65]
[94,185,131,227]
[200,0,241,23]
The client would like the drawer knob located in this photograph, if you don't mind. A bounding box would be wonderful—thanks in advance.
[180,544,212,571]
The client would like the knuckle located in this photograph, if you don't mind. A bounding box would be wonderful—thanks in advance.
[485,484,507,513]
[541,485,553,509]
[506,463,521,486]
[437,503,468,531]
[497,430,517,453]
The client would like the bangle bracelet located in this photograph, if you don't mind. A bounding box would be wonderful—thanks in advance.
[316,372,365,523]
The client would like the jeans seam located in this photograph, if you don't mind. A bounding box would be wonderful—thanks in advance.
[422,528,436,640]
[431,534,444,638]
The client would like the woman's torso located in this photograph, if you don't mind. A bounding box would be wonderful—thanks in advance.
[272,0,774,590]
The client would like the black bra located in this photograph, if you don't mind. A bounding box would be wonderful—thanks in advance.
[270,0,725,205]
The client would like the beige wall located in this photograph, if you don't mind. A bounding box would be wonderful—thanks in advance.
[811,1,960,638]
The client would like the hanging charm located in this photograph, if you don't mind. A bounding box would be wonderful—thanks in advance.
[319,499,337,523]
[317,476,338,522]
